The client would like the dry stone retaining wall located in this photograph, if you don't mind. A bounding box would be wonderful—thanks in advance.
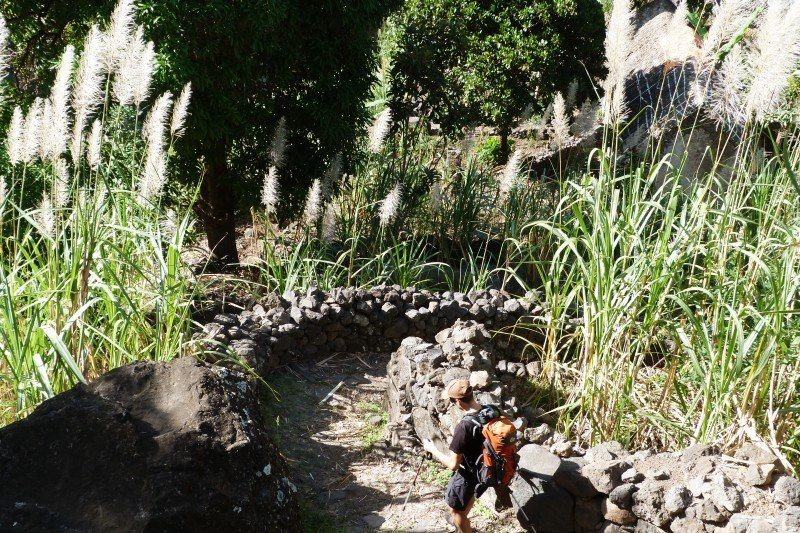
[385,319,800,533]
[195,285,549,376]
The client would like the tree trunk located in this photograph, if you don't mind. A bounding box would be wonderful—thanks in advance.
[195,142,239,264]
[499,127,511,164]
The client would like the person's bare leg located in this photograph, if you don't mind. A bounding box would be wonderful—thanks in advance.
[450,497,475,533]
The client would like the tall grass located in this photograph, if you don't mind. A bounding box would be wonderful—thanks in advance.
[0,2,196,422]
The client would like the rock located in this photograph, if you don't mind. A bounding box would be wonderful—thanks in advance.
[469,370,490,389]
[554,458,597,499]
[647,469,670,480]
[551,441,574,458]
[708,472,744,513]
[524,424,553,445]
[353,313,370,327]
[585,441,630,463]
[668,516,706,533]
[443,367,471,386]
[664,484,692,514]
[621,468,644,484]
[511,467,574,533]
[582,459,631,494]
[733,442,781,468]
[719,514,773,533]
[633,521,667,533]
[384,318,410,339]
[745,463,777,487]
[775,506,800,531]
[525,361,541,377]
[602,498,637,525]
[775,475,800,506]
[681,443,719,463]
[600,521,635,532]
[609,483,638,510]
[631,481,671,528]
[503,299,523,314]
[685,498,730,524]
[361,513,385,529]
[0,357,300,532]
[575,497,604,530]
[517,444,562,480]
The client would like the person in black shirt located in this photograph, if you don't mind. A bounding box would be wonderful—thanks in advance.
[422,378,484,533]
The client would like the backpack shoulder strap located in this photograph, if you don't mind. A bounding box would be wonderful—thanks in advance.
[462,413,483,440]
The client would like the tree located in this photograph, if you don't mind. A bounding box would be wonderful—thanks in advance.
[2,0,399,262]
[390,0,606,160]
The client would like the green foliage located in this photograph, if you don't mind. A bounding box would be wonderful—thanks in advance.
[1,0,401,260]
[357,401,388,451]
[475,136,510,166]
[390,0,605,139]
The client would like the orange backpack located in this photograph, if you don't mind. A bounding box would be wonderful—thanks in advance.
[465,405,518,487]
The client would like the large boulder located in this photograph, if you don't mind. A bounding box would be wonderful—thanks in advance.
[0,357,300,532]
[511,445,575,532]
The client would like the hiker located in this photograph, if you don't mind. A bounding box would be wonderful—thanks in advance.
[421,378,514,533]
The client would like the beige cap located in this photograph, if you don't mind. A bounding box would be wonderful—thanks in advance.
[441,379,473,400]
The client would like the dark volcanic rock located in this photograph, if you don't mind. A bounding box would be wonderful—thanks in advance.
[0,357,300,533]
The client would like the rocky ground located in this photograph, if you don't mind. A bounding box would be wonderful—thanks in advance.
[263,350,525,532]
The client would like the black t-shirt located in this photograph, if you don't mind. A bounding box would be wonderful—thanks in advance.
[449,412,485,474]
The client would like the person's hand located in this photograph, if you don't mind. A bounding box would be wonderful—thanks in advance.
[421,438,438,455]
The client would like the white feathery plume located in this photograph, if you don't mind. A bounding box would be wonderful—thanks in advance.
[41,46,75,160]
[22,98,43,164]
[535,102,553,139]
[744,0,800,122]
[565,79,579,111]
[87,119,103,170]
[702,0,762,63]
[7,106,23,165]
[708,44,747,127]
[602,0,634,125]
[0,15,9,79]
[322,203,338,243]
[160,208,178,241]
[139,92,172,200]
[139,151,167,201]
[170,82,191,137]
[261,166,279,214]
[378,183,401,227]
[303,179,323,225]
[142,91,172,157]
[35,193,56,239]
[132,38,156,106]
[572,99,599,137]
[551,92,570,149]
[500,150,522,195]
[53,158,70,209]
[72,25,105,161]
[114,27,155,107]
[270,117,287,168]
[0,176,6,207]
[113,26,143,104]
[662,1,695,63]
[369,108,392,153]
[39,99,53,161]
[102,0,136,72]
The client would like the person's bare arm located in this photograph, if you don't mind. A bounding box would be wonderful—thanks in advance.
[422,439,462,471]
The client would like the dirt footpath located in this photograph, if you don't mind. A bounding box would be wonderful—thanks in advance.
[262,352,525,532]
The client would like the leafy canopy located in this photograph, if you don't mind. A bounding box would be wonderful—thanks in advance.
[390,0,606,136]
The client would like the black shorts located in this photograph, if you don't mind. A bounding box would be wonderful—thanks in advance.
[445,470,477,511]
